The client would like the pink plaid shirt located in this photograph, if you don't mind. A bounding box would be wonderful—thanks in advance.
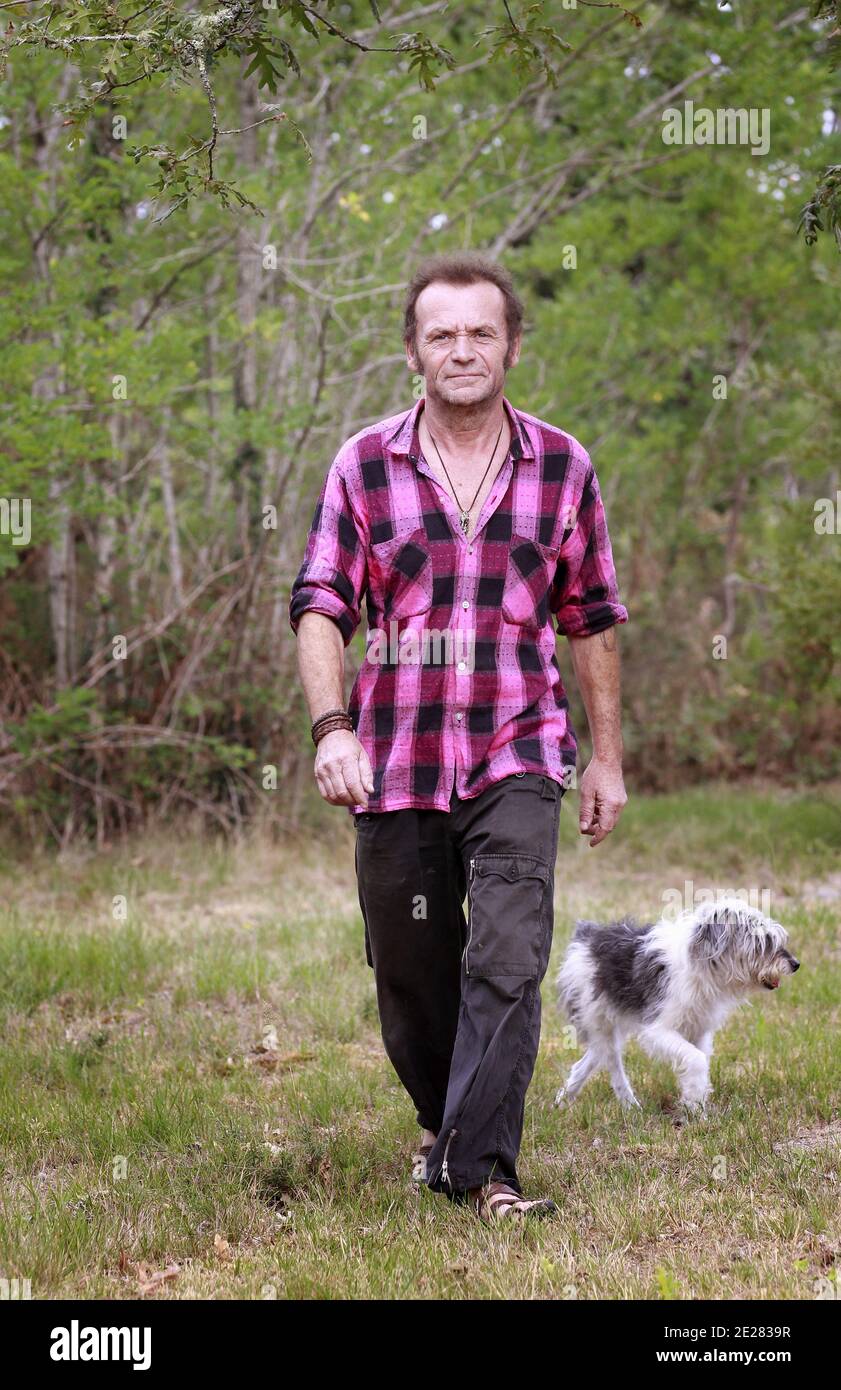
[289,396,628,814]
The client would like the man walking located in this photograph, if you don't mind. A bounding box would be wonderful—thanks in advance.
[289,253,628,1221]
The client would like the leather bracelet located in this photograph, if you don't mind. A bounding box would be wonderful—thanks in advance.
[311,709,353,746]
[314,717,350,739]
[313,714,352,734]
[312,706,346,728]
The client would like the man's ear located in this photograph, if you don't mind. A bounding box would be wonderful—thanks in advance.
[405,337,420,373]
[506,332,522,370]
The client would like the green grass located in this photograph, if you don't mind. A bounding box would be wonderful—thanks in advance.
[0,781,839,1300]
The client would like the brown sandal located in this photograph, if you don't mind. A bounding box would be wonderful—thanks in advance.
[468,1180,557,1223]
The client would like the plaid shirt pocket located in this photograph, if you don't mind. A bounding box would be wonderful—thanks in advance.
[370,527,433,621]
[501,534,561,631]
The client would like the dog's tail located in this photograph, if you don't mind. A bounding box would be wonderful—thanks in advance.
[555,923,600,1033]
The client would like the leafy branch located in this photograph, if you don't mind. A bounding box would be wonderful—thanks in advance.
[0,1,458,215]
[798,164,841,250]
[798,1,841,250]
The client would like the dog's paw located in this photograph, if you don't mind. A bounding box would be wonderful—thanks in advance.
[676,1096,709,1124]
[552,1086,569,1109]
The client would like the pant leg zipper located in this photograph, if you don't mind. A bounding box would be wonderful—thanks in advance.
[463,857,476,976]
[440,1127,459,1189]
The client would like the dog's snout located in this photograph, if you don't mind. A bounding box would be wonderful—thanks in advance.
[789,956,800,973]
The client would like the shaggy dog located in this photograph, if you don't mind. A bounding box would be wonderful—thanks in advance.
[553,897,800,1113]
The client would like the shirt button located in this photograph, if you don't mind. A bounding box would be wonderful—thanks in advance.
[462,600,469,610]
[456,713,463,722]
[457,661,466,671]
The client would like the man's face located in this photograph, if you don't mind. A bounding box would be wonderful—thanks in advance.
[406,280,520,408]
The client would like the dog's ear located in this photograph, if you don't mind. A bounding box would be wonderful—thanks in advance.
[692,906,733,961]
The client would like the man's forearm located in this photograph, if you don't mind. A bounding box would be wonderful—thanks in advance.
[566,626,624,765]
[296,611,373,806]
[296,611,347,721]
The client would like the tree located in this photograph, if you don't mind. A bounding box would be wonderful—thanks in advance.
[1,0,839,841]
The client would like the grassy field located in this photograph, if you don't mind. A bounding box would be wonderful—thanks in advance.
[1,782,839,1301]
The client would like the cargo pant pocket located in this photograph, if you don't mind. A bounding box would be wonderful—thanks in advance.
[463,853,551,979]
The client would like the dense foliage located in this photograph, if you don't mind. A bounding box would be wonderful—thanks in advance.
[1,0,839,843]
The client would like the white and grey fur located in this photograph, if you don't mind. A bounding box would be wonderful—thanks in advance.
[553,897,800,1113]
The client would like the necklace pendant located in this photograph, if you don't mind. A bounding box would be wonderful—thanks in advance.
[459,510,470,536]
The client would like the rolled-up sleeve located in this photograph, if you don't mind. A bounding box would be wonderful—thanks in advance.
[289,454,368,647]
[551,459,628,638]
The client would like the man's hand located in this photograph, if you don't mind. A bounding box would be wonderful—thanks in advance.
[578,756,627,847]
[566,625,627,847]
[315,729,375,807]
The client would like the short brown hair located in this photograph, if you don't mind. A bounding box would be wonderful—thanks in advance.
[403,252,525,354]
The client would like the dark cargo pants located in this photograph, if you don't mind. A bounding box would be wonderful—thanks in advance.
[354,771,563,1197]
